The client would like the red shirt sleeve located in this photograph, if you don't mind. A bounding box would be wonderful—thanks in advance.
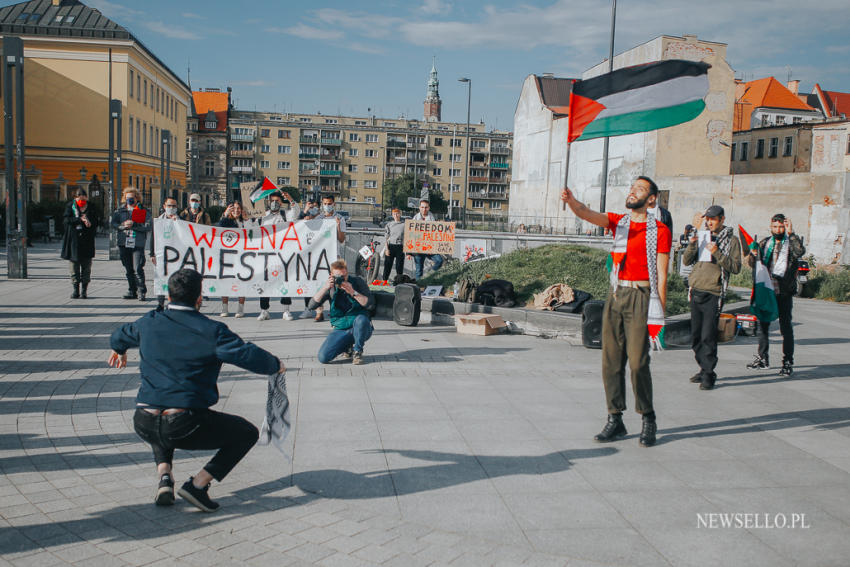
[607,212,623,232]
[657,221,672,254]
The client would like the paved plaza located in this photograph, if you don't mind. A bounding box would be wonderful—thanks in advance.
[1,238,850,566]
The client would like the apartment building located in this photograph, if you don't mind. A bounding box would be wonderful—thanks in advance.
[187,88,230,207]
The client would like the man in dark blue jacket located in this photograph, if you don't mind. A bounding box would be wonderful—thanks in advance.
[109,268,283,512]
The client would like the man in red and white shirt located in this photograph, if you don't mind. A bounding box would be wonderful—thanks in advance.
[561,176,671,447]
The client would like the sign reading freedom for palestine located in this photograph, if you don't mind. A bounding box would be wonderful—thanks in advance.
[153,218,337,297]
[403,219,456,255]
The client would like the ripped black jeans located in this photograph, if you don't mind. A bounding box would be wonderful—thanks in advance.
[133,408,258,481]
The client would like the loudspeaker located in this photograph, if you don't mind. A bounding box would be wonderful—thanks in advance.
[582,300,605,349]
[393,283,421,326]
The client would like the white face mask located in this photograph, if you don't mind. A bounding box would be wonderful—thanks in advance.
[190,201,200,210]
[165,206,177,216]
[323,204,335,214]
[269,201,281,212]
[308,207,319,216]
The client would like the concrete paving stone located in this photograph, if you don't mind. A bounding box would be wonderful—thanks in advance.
[524,528,670,567]
[293,525,339,544]
[378,552,432,567]
[285,542,336,563]
[640,526,793,567]
[220,540,269,560]
[153,538,208,558]
[116,546,170,567]
[352,543,400,564]
[178,548,229,566]
[520,552,571,567]
[8,551,65,567]
[316,552,374,567]
[257,532,305,552]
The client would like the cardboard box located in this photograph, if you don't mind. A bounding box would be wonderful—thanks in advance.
[455,313,506,336]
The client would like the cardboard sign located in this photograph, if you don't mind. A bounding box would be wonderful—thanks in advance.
[404,219,455,255]
[153,218,337,297]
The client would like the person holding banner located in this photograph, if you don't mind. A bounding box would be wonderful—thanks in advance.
[61,188,99,299]
[410,199,444,280]
[746,214,805,376]
[258,191,301,321]
[561,177,671,448]
[111,187,151,301]
[150,197,180,311]
[309,260,374,365]
[218,201,248,318]
[382,208,406,282]
[108,268,284,512]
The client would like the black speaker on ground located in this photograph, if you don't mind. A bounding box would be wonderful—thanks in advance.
[582,300,605,349]
[393,283,421,326]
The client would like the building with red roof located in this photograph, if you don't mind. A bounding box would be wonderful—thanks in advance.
[810,84,850,119]
[733,77,823,132]
[187,88,232,204]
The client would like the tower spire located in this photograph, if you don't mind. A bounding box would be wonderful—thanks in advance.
[424,56,441,122]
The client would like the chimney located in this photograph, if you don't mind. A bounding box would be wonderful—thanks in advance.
[787,80,800,95]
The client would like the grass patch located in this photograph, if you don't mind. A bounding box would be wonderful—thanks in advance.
[420,244,697,315]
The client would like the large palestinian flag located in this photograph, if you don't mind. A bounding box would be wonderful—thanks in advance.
[249,177,279,203]
[567,60,710,143]
[739,225,779,323]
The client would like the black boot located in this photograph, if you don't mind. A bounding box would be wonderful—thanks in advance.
[779,359,793,377]
[71,284,80,299]
[594,413,627,442]
[81,284,88,299]
[123,290,137,299]
[699,372,717,390]
[639,414,657,447]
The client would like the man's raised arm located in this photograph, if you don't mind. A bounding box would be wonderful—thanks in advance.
[560,187,610,228]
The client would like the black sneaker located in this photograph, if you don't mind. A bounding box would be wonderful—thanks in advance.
[178,477,219,512]
[139,292,146,302]
[155,473,174,506]
[779,360,793,377]
[594,414,627,442]
[689,372,703,383]
[746,355,769,370]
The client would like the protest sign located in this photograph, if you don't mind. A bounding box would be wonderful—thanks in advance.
[153,218,337,297]
[403,219,455,255]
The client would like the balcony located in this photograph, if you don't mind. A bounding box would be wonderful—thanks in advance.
[320,153,341,161]
[230,150,254,158]
[490,162,510,169]
[407,142,427,150]
[299,167,318,175]
[300,136,319,144]
[320,138,342,145]
[469,176,489,183]
[490,146,510,155]
[387,140,406,148]
[320,169,341,176]
[299,152,320,159]
[320,185,341,194]
[489,177,507,183]
[470,160,488,168]
[231,133,255,142]
[231,166,254,173]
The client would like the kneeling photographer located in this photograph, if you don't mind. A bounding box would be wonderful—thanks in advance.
[309,260,375,365]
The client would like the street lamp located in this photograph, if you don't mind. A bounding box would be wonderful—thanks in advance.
[160,129,171,209]
[458,77,471,229]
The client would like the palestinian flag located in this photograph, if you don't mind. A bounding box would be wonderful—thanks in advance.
[739,225,779,323]
[249,177,279,203]
[567,60,710,143]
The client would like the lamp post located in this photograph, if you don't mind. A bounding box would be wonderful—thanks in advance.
[458,77,471,229]
[160,129,171,210]
[4,36,26,278]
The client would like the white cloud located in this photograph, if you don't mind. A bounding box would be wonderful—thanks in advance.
[232,80,275,87]
[182,12,205,20]
[347,42,385,55]
[312,8,401,39]
[269,23,344,41]
[142,21,202,40]
[420,0,451,15]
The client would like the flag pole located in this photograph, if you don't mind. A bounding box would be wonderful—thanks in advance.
[562,79,575,212]
[598,0,617,229]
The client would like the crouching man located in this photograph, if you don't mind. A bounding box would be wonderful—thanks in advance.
[310,260,375,365]
[107,268,284,512]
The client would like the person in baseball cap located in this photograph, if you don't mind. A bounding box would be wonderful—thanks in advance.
[180,193,211,225]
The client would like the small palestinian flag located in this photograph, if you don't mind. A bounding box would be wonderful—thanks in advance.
[568,59,710,143]
[739,225,779,323]
[249,177,279,203]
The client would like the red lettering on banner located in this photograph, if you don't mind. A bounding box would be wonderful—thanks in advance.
[242,229,259,251]
[260,226,276,250]
[220,230,240,248]
[279,223,302,251]
[188,224,216,247]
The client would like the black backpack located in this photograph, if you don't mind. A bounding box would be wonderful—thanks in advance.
[475,279,516,307]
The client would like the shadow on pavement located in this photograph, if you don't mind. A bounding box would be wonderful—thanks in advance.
[713,363,850,387]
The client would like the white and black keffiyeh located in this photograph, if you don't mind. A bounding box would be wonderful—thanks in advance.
[258,371,292,460]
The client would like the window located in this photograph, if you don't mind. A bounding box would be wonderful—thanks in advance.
[432,183,441,192]
[204,161,215,176]
[150,125,154,155]
[382,122,395,127]
[776,115,786,125]
[433,153,442,161]
[489,201,502,210]
[472,140,486,149]
[348,179,358,188]
[783,136,793,157]
[450,169,462,177]
[348,164,358,173]
[472,200,484,209]
[129,70,134,97]
[261,144,270,153]
[365,149,377,157]
[432,168,442,176]
[349,133,360,142]
[325,119,338,124]
[451,154,462,162]
[364,180,377,189]
[755,139,764,159]
[355,120,367,126]
[365,165,377,173]
[793,116,802,124]
[142,122,147,155]
[276,177,289,185]
[205,120,217,129]
[278,129,290,139]
[136,119,141,151]
[260,129,270,137]
[365,134,379,143]
[128,117,133,151]
[278,161,290,169]
[740,141,749,161]
[260,160,270,168]
[349,148,358,157]
[278,145,291,154]
[143,79,147,104]
[155,128,160,156]
[137,75,141,101]
[365,196,376,204]
[433,137,443,146]
[450,139,462,147]
[299,117,312,122]
[451,199,459,207]
[768,137,778,158]
[731,142,736,160]
[760,115,770,127]
[156,87,160,112]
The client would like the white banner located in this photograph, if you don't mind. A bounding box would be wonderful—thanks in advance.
[153,218,338,297]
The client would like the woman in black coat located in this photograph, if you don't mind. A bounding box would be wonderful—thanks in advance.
[61,188,99,298]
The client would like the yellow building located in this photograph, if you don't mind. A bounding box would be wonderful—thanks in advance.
[0,0,190,214]
[229,111,513,221]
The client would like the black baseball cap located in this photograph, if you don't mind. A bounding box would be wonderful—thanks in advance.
[704,205,724,218]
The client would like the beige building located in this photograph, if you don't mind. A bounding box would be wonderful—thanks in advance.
[731,124,813,174]
[227,111,512,220]
[0,0,189,214]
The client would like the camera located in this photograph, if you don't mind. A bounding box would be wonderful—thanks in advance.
[334,276,345,286]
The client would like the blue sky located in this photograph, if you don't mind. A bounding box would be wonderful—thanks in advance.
[55,1,850,129]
